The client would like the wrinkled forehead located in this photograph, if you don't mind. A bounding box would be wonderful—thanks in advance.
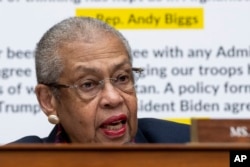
[58,33,129,61]
[56,33,131,79]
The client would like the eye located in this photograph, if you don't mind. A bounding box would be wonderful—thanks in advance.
[78,79,98,91]
[116,73,130,84]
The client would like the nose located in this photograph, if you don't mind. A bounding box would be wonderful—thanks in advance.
[99,80,123,108]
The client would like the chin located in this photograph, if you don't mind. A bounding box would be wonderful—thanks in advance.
[101,141,131,145]
[97,136,132,145]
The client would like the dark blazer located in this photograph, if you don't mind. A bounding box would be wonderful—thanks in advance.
[11,118,190,144]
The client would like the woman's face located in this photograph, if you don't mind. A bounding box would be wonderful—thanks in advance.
[51,34,138,144]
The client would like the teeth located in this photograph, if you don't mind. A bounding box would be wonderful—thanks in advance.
[111,120,121,124]
[101,119,127,131]
[102,120,125,131]
[105,123,123,130]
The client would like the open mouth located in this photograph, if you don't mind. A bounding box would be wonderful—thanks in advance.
[100,115,127,138]
[101,119,127,130]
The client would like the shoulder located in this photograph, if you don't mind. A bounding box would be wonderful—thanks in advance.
[9,136,45,144]
[135,118,190,143]
[8,126,58,144]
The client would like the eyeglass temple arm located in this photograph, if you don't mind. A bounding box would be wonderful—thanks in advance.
[132,67,144,73]
[40,82,70,88]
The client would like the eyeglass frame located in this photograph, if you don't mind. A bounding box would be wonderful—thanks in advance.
[40,67,144,99]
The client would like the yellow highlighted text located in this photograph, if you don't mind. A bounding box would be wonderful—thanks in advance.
[76,8,204,29]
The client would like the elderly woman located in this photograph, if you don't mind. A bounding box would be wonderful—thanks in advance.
[12,17,189,144]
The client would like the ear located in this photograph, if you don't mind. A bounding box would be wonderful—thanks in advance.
[35,84,57,116]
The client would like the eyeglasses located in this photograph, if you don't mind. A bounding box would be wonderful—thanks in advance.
[41,67,143,100]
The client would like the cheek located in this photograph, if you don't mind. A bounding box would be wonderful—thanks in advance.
[126,95,138,138]
[57,95,99,142]
[127,94,137,112]
[125,94,137,123]
[65,100,98,127]
[59,88,98,115]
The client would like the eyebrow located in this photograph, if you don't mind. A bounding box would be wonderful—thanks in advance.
[112,60,132,71]
[74,60,132,74]
[75,66,101,74]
